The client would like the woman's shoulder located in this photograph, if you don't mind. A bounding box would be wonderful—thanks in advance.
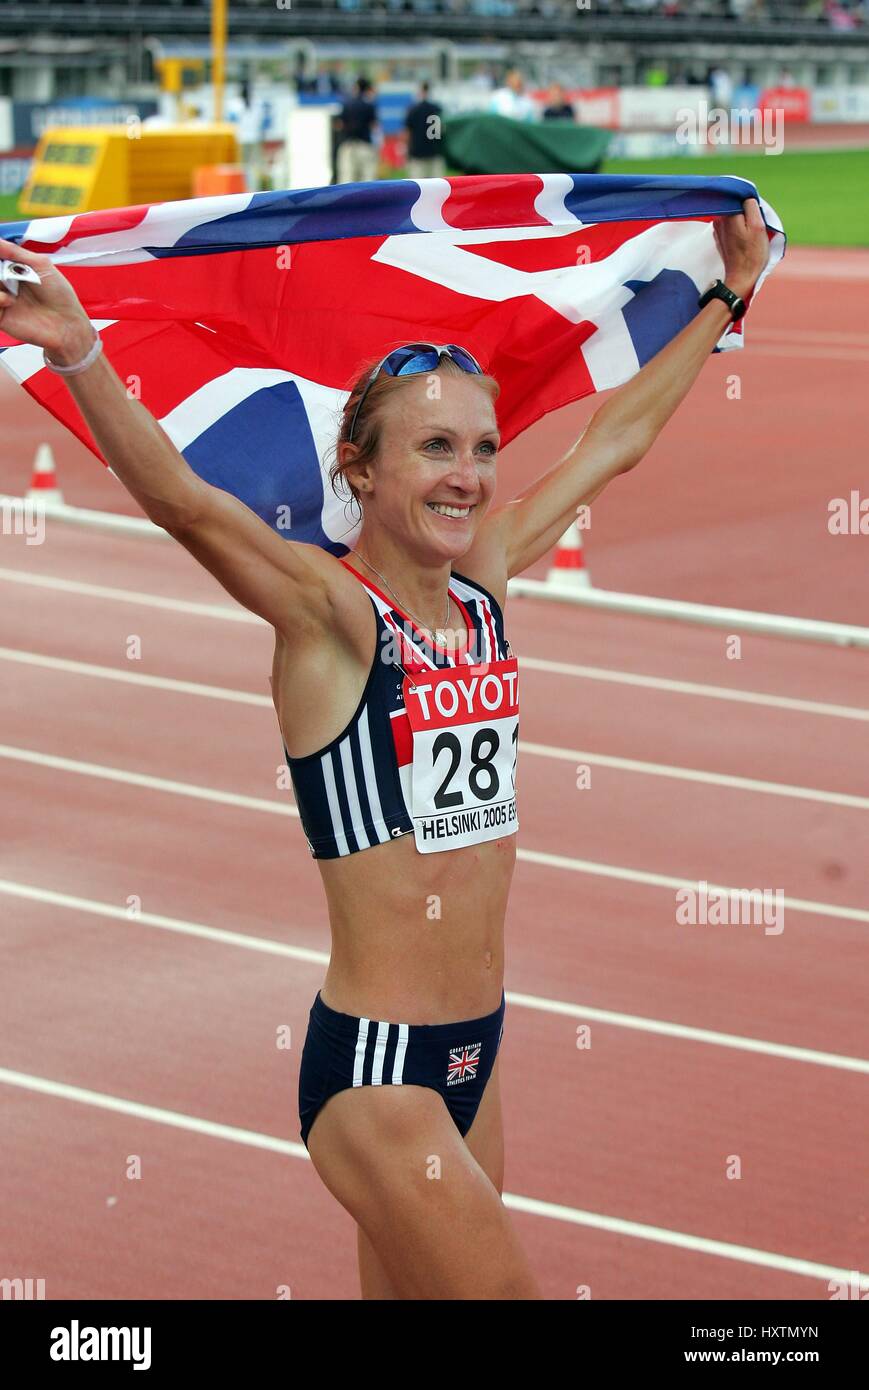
[450,531,509,614]
[449,566,507,625]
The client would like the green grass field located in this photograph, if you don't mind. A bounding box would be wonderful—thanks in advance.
[602,148,869,247]
[1,146,867,245]
[0,192,21,224]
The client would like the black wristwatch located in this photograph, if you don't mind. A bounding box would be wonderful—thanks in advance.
[698,279,746,322]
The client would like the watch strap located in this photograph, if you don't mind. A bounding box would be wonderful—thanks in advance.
[698,279,746,322]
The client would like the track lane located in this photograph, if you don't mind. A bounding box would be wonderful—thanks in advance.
[2,899,867,1291]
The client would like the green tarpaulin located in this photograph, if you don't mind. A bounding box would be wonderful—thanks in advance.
[442,113,611,176]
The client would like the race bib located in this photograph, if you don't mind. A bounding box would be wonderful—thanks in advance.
[402,658,519,854]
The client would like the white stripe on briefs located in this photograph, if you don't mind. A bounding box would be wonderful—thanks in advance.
[371,1021,390,1084]
[353,1018,370,1086]
[392,1024,409,1084]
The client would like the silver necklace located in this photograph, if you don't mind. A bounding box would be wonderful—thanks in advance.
[353,552,452,643]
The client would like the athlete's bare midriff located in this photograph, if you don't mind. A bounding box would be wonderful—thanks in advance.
[271,562,517,1024]
[317,830,516,1023]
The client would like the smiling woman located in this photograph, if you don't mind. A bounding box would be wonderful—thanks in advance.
[0,197,770,1299]
[330,344,501,537]
[323,345,505,655]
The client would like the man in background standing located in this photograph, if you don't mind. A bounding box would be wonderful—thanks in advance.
[489,69,538,122]
[335,76,380,184]
[404,82,445,178]
[541,82,576,121]
[707,64,734,112]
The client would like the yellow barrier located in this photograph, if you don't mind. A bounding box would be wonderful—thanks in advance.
[19,124,242,216]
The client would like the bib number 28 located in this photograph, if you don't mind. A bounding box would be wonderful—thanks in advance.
[402,658,519,854]
[431,723,518,808]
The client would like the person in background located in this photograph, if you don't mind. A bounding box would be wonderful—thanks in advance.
[293,56,310,96]
[707,64,734,111]
[228,81,264,190]
[644,63,669,87]
[329,68,346,97]
[489,69,537,122]
[541,82,576,121]
[310,64,346,98]
[335,76,381,185]
[404,82,446,178]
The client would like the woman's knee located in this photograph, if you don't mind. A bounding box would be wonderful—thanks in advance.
[357,1224,401,1300]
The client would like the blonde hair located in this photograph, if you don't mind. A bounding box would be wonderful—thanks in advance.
[327,351,500,520]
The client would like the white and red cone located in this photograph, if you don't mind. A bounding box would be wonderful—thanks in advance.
[26,443,64,506]
[547,518,591,590]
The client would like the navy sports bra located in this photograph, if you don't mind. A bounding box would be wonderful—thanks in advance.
[281,560,513,859]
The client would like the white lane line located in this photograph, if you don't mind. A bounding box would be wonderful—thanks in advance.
[0,1064,863,1284]
[755,327,869,346]
[0,879,326,964]
[501,1189,869,1286]
[2,648,865,811]
[776,258,869,282]
[0,646,269,706]
[519,846,869,925]
[0,1066,307,1158]
[2,567,867,721]
[2,744,867,925]
[0,567,260,623]
[521,655,869,723]
[505,988,869,1074]
[3,878,869,1075]
[522,740,869,811]
[749,344,869,363]
[0,743,298,818]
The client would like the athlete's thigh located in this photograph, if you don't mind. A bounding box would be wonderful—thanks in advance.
[357,1059,502,1299]
[307,1082,537,1299]
[463,1055,504,1196]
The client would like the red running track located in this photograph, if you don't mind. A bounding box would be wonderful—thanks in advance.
[0,246,868,1300]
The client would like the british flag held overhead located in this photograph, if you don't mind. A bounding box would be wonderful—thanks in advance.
[0,174,785,554]
[447,1043,482,1085]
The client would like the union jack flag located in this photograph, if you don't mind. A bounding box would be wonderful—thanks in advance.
[448,1043,482,1084]
[0,173,784,553]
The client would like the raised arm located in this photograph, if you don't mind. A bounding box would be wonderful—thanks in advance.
[480,198,771,580]
[0,237,341,643]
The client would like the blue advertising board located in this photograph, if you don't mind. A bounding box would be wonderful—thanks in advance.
[12,98,160,150]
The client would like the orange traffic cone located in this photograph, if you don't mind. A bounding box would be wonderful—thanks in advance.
[547,518,591,589]
[26,443,63,506]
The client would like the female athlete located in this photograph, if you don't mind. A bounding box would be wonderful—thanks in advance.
[0,197,769,1300]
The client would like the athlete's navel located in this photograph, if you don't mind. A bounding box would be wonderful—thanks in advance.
[483,950,493,969]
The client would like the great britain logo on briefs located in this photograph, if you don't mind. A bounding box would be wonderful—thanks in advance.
[447,1043,482,1085]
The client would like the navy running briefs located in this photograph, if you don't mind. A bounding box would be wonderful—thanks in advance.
[298,989,506,1149]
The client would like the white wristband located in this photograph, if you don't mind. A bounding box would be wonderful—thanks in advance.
[43,330,103,377]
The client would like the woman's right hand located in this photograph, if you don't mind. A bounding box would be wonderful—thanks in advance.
[711,197,770,301]
[0,236,95,365]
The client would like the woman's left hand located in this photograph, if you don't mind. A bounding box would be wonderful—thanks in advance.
[712,196,770,300]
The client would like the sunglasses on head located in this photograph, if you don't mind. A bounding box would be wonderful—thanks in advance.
[347,343,485,444]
